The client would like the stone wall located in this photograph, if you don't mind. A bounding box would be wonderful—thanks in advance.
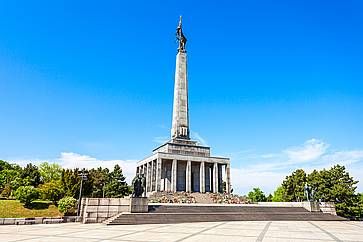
[319,202,337,215]
[81,198,130,223]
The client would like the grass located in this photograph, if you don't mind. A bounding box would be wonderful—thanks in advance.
[0,200,63,218]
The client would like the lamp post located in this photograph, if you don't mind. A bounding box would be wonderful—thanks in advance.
[77,169,88,217]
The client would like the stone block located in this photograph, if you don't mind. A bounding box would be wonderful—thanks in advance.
[99,198,110,206]
[108,206,119,213]
[34,217,43,224]
[96,217,106,223]
[119,205,130,212]
[0,218,4,225]
[86,206,98,212]
[84,218,97,224]
[88,212,99,218]
[302,201,320,212]
[120,198,130,205]
[109,198,120,206]
[88,198,99,206]
[97,206,109,212]
[129,197,148,213]
[3,218,15,225]
[97,212,109,218]
[320,202,337,215]
[15,218,26,225]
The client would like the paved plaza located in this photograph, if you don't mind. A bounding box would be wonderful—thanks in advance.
[0,221,362,242]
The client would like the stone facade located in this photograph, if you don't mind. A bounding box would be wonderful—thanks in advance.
[81,198,130,223]
[136,19,231,195]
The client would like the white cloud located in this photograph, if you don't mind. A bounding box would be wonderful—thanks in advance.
[11,152,137,184]
[230,139,363,195]
[284,138,329,162]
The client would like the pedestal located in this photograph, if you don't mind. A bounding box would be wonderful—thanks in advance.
[129,197,148,213]
[302,201,320,212]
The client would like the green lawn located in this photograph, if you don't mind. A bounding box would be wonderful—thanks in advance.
[0,200,63,218]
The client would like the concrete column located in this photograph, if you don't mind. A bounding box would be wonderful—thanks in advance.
[171,159,177,192]
[186,160,192,192]
[147,162,151,192]
[155,158,162,192]
[226,163,231,194]
[200,162,205,193]
[151,160,154,191]
[213,162,218,193]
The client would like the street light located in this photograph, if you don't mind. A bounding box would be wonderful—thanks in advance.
[77,169,88,217]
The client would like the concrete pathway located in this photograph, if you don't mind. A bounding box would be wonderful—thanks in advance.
[0,221,362,242]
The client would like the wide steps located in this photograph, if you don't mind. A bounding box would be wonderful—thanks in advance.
[106,205,346,225]
[108,213,346,225]
[148,205,308,213]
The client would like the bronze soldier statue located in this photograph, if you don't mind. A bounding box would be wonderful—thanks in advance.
[132,174,145,197]
[176,16,187,52]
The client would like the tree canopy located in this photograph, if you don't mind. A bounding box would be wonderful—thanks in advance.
[247,187,266,202]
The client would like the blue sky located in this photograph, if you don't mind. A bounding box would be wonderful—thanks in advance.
[1,0,363,194]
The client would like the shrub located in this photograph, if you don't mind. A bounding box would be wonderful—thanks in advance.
[39,181,64,204]
[58,196,77,215]
[14,186,39,207]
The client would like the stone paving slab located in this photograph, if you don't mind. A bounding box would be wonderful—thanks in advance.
[0,221,361,242]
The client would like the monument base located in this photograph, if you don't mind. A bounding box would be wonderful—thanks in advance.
[302,201,320,212]
[129,197,148,213]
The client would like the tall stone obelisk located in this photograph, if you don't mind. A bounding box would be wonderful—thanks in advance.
[171,16,190,139]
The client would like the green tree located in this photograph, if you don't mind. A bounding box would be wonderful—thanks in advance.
[39,180,64,204]
[247,187,266,202]
[0,160,11,172]
[61,169,81,198]
[272,185,285,202]
[307,165,360,218]
[266,194,273,202]
[282,169,306,202]
[58,196,77,215]
[104,165,131,198]
[14,186,40,207]
[21,163,42,187]
[39,162,62,183]
[89,167,109,197]
[0,169,23,197]
[60,168,93,198]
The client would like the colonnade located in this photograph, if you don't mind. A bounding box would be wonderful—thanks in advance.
[136,158,231,194]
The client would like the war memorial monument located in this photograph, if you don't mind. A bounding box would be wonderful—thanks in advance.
[136,17,231,195]
[2,16,361,242]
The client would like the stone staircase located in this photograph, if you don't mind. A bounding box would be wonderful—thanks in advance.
[105,204,347,225]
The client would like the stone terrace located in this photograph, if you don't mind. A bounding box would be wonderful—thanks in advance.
[0,221,362,241]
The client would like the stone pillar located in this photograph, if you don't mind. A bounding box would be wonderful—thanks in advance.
[226,163,231,194]
[171,50,189,139]
[155,158,162,192]
[200,162,205,193]
[171,159,177,192]
[146,162,151,192]
[151,160,154,191]
[186,160,192,192]
[213,162,218,193]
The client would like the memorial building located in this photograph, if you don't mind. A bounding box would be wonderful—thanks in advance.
[136,17,231,194]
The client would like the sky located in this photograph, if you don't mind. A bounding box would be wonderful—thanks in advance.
[0,0,363,194]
